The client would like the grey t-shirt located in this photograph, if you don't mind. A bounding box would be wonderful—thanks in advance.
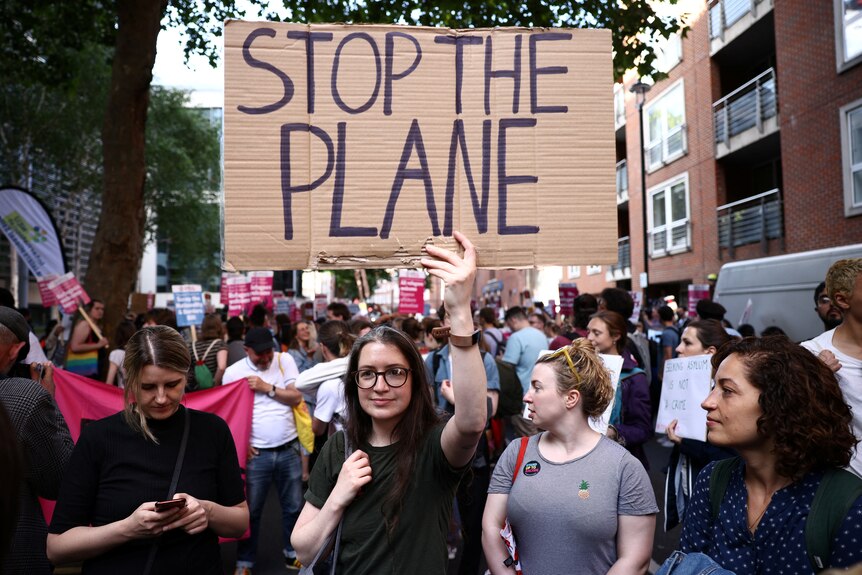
[488,434,658,574]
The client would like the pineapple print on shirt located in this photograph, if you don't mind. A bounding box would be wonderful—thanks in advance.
[578,480,590,499]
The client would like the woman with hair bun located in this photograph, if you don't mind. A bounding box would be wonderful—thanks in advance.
[482,339,658,575]
[679,336,862,573]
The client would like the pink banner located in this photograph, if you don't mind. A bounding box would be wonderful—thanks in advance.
[558,283,579,318]
[46,369,254,533]
[249,271,274,311]
[398,273,425,315]
[37,275,59,306]
[47,272,90,314]
[227,276,251,318]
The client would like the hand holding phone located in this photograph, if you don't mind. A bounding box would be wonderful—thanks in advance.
[154,498,187,512]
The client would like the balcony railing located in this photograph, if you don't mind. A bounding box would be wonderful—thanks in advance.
[607,236,631,279]
[713,68,777,146]
[708,0,768,40]
[650,219,691,257]
[616,160,628,204]
[717,189,784,259]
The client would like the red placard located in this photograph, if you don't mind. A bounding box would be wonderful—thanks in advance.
[47,273,90,314]
[398,271,425,315]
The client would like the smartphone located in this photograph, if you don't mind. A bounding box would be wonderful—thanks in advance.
[154,498,187,512]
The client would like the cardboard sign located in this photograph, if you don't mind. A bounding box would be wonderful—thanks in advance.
[687,284,710,319]
[249,271,275,310]
[130,293,154,315]
[558,282,579,318]
[223,22,616,270]
[227,276,251,318]
[655,354,713,441]
[398,270,425,314]
[47,273,90,314]
[172,285,206,328]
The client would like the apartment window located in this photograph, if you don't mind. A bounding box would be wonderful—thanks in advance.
[836,0,862,72]
[841,99,862,217]
[645,81,687,171]
[653,33,683,74]
[614,84,626,129]
[649,173,690,256]
[568,266,581,278]
[586,265,602,276]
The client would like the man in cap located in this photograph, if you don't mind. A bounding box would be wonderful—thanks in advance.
[223,327,305,573]
[0,307,73,573]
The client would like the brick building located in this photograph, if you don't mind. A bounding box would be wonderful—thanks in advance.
[474,0,862,315]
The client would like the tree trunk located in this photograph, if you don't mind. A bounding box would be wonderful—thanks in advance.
[84,0,166,336]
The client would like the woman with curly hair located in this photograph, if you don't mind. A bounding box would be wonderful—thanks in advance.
[481,339,658,575]
[679,336,862,573]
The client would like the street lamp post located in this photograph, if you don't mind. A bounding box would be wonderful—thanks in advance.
[630,79,651,309]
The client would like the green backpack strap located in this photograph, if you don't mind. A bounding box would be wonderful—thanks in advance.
[806,468,862,572]
[709,457,742,520]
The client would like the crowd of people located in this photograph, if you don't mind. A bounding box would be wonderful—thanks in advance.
[2,249,862,575]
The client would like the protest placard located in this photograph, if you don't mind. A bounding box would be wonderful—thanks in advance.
[249,271,274,309]
[558,282,579,318]
[314,294,328,320]
[398,270,425,314]
[688,284,710,319]
[37,275,59,307]
[47,273,90,314]
[223,22,616,270]
[172,285,206,328]
[227,276,251,318]
[655,354,713,441]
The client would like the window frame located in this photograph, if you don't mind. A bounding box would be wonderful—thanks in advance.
[647,172,691,257]
[567,265,581,278]
[840,97,862,217]
[834,0,862,73]
[586,265,602,276]
[643,79,688,173]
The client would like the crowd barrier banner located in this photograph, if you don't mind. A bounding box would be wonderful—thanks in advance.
[223,22,616,270]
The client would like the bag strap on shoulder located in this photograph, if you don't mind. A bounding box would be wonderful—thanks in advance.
[806,468,862,572]
[200,339,218,363]
[709,457,742,520]
[512,436,530,484]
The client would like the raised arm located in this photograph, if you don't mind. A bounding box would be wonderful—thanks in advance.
[422,231,486,468]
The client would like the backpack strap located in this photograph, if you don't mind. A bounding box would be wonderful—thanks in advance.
[199,339,218,363]
[431,348,443,381]
[619,367,645,381]
[806,468,862,572]
[710,457,742,520]
[512,436,530,484]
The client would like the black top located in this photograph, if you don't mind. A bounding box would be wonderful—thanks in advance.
[49,406,245,574]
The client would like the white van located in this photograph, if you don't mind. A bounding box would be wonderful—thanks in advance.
[713,243,862,342]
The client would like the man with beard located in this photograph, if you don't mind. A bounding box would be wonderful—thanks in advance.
[814,280,843,331]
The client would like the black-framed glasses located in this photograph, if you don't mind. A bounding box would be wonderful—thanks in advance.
[354,367,411,389]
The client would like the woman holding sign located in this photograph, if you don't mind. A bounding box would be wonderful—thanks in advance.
[586,310,653,469]
[677,336,862,574]
[481,340,657,575]
[663,319,735,530]
[290,232,488,574]
[47,326,248,573]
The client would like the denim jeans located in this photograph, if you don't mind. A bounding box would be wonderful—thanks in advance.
[655,551,737,575]
[236,442,303,568]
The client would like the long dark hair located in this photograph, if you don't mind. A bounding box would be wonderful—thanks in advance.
[344,326,439,533]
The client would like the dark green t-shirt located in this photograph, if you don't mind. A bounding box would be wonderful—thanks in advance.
[305,424,467,574]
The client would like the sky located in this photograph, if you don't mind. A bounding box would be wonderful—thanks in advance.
[152,26,225,108]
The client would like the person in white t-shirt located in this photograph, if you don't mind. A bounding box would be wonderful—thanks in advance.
[308,320,353,437]
[801,258,862,478]
[223,327,304,572]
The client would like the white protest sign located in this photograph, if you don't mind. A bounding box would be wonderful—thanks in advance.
[530,349,623,434]
[655,354,713,441]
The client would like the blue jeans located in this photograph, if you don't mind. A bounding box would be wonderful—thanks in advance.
[236,442,303,568]
[655,551,737,575]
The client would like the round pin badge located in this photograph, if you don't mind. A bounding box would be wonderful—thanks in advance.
[523,460,541,476]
